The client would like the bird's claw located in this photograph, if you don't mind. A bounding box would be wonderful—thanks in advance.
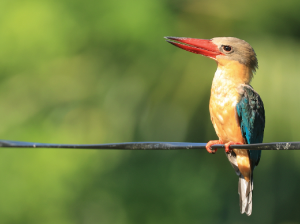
[224,141,243,153]
[206,140,223,154]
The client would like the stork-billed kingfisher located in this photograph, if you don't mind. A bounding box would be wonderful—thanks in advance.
[165,36,265,216]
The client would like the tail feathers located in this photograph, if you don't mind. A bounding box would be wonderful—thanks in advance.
[238,177,253,216]
[225,151,254,216]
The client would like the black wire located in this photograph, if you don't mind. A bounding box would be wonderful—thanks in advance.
[0,140,299,150]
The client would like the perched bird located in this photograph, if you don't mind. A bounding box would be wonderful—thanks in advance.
[165,36,265,216]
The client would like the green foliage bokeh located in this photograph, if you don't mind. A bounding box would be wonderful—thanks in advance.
[1,0,300,223]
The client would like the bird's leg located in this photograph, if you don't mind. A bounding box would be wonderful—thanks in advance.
[224,141,243,153]
[206,140,223,154]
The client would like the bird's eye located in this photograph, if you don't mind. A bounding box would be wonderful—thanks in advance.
[222,45,232,52]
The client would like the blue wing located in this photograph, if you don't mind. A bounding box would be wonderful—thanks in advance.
[236,85,265,169]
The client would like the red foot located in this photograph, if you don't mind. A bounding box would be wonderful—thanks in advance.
[206,140,223,154]
[224,141,243,153]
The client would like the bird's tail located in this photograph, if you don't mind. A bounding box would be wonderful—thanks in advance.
[225,151,253,216]
[238,176,253,216]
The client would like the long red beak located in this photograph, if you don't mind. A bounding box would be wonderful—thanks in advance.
[165,36,222,59]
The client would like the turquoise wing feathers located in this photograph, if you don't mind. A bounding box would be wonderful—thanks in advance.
[236,85,265,168]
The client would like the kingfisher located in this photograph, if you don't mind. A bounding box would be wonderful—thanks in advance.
[165,36,265,216]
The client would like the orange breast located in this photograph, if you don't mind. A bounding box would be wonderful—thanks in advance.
[209,62,252,181]
[209,76,244,143]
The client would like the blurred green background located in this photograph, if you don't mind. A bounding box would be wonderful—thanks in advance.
[0,0,300,223]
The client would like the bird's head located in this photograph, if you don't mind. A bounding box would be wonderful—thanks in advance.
[165,36,258,74]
